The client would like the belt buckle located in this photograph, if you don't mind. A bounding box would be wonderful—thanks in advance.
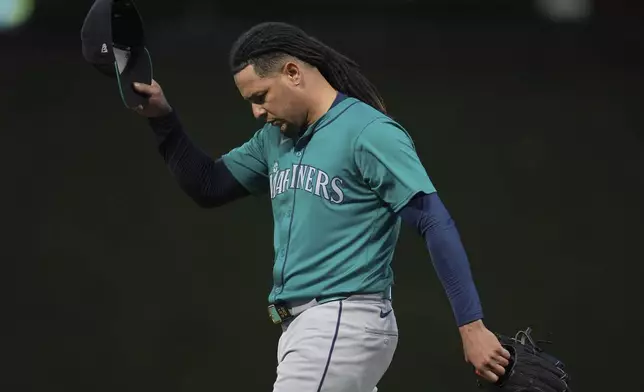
[267,304,292,325]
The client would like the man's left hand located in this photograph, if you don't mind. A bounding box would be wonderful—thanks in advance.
[459,320,511,383]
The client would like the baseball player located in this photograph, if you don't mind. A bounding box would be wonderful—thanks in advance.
[131,22,511,392]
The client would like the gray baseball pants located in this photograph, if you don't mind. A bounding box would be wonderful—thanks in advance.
[272,294,398,392]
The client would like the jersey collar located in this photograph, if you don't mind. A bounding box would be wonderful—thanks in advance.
[299,92,358,139]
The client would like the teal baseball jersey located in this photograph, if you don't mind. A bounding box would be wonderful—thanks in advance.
[222,97,436,304]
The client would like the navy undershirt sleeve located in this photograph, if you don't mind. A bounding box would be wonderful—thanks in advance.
[399,192,484,327]
[147,110,249,208]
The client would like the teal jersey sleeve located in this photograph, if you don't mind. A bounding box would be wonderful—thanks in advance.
[221,128,269,195]
[355,118,436,212]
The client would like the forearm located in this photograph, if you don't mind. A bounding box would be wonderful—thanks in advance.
[425,218,483,327]
[399,192,484,327]
[147,110,249,207]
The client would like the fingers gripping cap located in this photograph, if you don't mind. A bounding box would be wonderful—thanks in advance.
[81,0,152,108]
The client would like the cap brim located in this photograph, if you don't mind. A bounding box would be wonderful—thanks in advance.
[114,46,153,109]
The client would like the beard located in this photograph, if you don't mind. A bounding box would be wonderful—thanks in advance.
[278,118,309,139]
[280,122,298,137]
[271,110,308,138]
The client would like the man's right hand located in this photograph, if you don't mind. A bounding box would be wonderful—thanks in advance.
[132,80,173,118]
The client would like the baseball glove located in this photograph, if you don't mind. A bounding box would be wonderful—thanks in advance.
[477,327,572,392]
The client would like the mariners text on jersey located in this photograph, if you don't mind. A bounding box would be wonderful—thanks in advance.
[269,163,345,204]
[222,96,436,305]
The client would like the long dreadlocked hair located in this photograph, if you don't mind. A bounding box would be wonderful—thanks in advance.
[229,22,387,114]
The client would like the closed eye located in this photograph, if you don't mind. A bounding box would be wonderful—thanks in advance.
[249,92,266,104]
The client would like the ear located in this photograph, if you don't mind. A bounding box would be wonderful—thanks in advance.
[283,61,302,86]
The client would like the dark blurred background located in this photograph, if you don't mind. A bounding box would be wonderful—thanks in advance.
[2,0,643,391]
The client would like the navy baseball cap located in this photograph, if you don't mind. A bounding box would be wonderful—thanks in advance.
[81,0,152,109]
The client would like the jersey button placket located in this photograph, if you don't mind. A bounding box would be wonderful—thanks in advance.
[277,142,306,297]
[274,247,286,291]
[275,207,290,294]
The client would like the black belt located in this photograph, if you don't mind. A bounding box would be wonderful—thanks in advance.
[267,289,392,325]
